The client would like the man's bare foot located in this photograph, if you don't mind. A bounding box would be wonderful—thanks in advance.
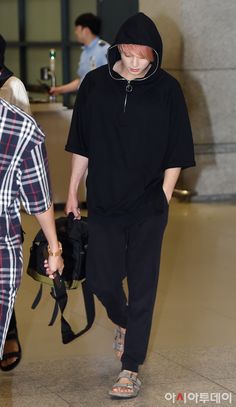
[112,370,137,394]
[109,370,141,398]
[113,326,126,359]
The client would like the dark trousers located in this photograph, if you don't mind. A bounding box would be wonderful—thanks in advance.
[8,309,16,333]
[86,207,168,372]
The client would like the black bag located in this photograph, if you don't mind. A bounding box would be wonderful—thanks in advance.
[27,213,95,344]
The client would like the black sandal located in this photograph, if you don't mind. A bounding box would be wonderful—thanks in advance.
[0,329,22,372]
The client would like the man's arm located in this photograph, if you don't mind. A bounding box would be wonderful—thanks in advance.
[65,153,88,218]
[163,167,181,203]
[50,79,80,96]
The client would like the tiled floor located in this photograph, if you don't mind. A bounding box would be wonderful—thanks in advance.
[0,201,236,406]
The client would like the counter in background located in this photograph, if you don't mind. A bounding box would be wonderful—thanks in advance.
[31,102,67,113]
[31,103,86,205]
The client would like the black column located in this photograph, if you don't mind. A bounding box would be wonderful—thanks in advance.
[97,0,139,43]
[61,0,70,107]
[18,0,27,83]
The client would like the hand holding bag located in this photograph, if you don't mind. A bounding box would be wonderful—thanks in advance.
[27,213,95,344]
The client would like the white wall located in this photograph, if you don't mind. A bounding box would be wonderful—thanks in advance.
[139,0,236,199]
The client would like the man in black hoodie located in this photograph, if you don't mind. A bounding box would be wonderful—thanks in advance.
[65,13,195,398]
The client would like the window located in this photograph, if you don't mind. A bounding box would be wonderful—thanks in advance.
[1,0,138,107]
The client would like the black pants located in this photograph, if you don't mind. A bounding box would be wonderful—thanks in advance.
[86,207,168,373]
[8,309,16,333]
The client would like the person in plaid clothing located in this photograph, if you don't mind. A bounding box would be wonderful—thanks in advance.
[0,33,32,370]
[0,98,64,368]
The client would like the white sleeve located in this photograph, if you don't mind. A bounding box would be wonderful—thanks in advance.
[1,77,32,116]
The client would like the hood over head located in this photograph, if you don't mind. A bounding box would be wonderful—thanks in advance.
[0,66,13,87]
[0,34,13,87]
[108,12,163,80]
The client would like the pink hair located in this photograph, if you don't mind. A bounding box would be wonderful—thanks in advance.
[118,44,154,62]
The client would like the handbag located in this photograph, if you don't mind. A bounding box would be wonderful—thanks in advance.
[27,212,95,344]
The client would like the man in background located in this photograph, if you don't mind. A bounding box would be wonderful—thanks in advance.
[50,13,109,96]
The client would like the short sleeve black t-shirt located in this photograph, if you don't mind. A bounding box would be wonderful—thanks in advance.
[66,66,195,217]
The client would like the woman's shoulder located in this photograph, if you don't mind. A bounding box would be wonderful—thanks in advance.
[4,75,26,89]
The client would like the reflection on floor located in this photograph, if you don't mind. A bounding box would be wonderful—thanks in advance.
[0,201,236,406]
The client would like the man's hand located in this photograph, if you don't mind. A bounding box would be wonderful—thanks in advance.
[65,194,81,219]
[49,86,61,96]
[163,167,181,204]
[162,187,171,204]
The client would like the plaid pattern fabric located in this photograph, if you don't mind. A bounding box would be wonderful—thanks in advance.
[0,98,52,357]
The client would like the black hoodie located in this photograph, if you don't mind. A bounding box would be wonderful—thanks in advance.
[66,13,195,219]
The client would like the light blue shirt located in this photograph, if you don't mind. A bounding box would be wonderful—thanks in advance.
[77,37,110,81]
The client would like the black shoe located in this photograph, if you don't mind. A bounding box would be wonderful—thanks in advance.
[0,329,22,372]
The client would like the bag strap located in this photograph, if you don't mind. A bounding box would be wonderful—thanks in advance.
[30,285,61,326]
[48,289,59,326]
[52,272,95,344]
[31,284,43,309]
